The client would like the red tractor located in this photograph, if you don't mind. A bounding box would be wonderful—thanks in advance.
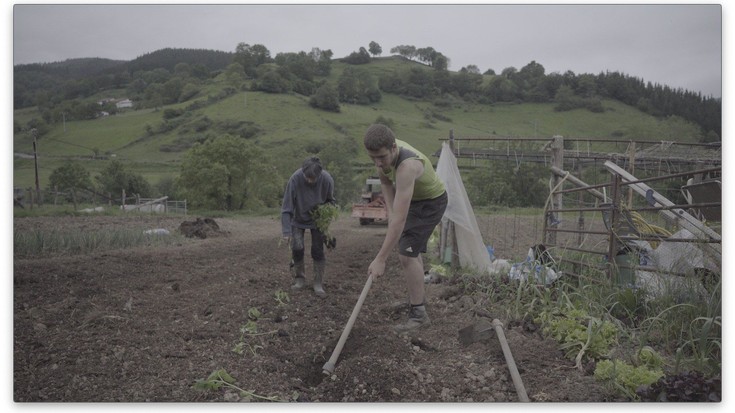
[351,178,388,225]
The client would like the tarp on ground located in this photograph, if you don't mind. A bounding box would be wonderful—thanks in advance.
[436,142,493,275]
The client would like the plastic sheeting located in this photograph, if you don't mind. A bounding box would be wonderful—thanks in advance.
[648,228,720,275]
[436,142,494,275]
[632,228,717,299]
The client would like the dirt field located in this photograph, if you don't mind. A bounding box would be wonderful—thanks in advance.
[13,212,617,403]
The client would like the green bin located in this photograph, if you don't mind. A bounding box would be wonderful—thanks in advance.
[613,252,636,287]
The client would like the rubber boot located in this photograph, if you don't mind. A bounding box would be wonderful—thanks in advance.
[313,260,326,298]
[393,303,430,334]
[291,259,306,291]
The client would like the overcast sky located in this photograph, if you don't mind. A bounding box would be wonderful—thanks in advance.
[11,3,723,98]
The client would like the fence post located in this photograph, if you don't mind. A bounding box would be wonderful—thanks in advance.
[32,129,42,205]
[606,173,622,283]
[575,164,585,277]
[451,221,460,269]
[576,163,585,247]
[438,220,447,262]
[627,141,636,208]
[439,220,458,268]
[546,136,564,245]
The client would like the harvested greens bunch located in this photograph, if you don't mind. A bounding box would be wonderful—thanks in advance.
[311,203,339,249]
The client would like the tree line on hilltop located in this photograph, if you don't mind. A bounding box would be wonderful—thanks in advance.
[14,42,721,142]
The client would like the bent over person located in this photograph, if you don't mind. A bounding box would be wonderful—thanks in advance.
[363,124,447,333]
[281,156,336,298]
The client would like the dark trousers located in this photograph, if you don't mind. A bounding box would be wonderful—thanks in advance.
[290,227,325,262]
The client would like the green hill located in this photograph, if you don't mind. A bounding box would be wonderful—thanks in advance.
[12,56,710,203]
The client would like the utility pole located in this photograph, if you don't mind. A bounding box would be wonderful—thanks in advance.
[31,128,41,204]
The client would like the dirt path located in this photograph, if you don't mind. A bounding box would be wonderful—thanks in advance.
[13,214,614,402]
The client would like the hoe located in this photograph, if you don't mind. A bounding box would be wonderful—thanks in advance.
[322,274,374,375]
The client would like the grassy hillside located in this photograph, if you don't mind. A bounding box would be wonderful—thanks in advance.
[13,58,704,192]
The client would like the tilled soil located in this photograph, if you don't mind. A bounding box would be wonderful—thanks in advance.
[13,213,616,402]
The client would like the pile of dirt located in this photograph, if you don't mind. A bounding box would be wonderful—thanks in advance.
[178,217,229,239]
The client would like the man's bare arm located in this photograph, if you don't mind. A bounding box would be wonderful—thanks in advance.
[379,173,396,218]
[368,159,424,279]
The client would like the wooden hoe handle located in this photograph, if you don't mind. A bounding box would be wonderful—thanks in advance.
[322,274,374,375]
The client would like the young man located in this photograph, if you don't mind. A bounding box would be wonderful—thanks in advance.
[281,156,336,298]
[363,124,447,333]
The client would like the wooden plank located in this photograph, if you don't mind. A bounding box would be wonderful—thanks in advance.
[550,166,605,200]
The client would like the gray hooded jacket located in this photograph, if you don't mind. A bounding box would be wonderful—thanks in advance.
[280,169,335,236]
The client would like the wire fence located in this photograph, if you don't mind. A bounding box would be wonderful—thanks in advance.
[440,132,721,287]
[14,187,186,215]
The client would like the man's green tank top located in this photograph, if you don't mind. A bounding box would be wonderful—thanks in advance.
[384,139,446,201]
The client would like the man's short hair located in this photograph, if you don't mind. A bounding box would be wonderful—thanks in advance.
[302,156,322,179]
[364,124,396,151]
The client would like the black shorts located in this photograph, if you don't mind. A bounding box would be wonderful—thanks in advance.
[398,192,448,257]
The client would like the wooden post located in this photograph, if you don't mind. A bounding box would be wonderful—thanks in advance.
[440,220,459,268]
[438,221,446,262]
[547,136,564,245]
[449,129,455,153]
[627,141,636,208]
[32,129,42,205]
[576,163,585,247]
[450,221,460,270]
[121,189,126,207]
[606,174,622,283]
[442,221,451,265]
